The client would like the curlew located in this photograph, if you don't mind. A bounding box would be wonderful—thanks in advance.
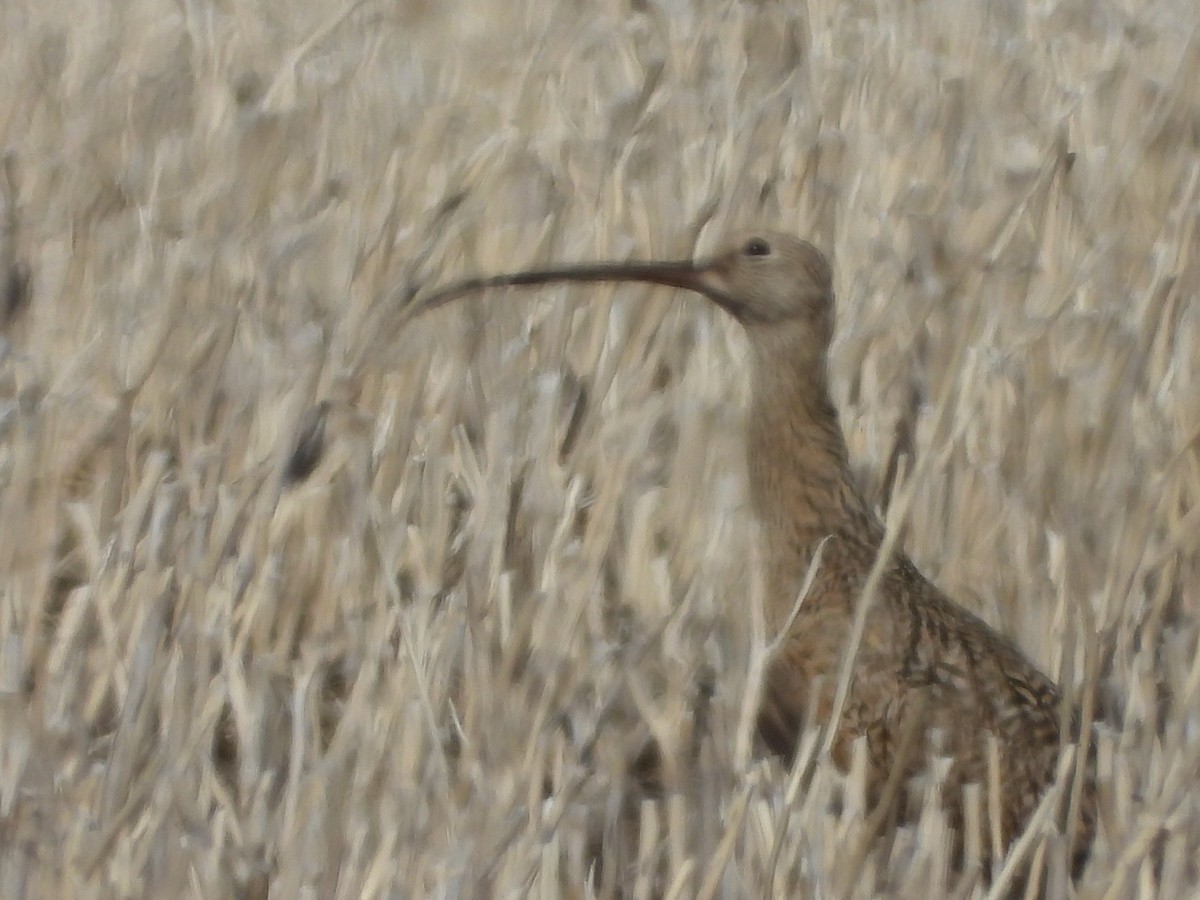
[404,230,1095,876]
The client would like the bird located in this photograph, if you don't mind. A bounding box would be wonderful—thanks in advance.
[404,230,1096,878]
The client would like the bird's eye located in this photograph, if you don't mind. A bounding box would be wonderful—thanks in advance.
[743,237,771,257]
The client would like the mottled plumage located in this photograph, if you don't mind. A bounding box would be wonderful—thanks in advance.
[409,230,1095,874]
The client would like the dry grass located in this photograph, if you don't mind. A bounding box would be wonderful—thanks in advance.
[1,0,1198,896]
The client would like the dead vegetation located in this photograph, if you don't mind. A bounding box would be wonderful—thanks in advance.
[0,0,1198,897]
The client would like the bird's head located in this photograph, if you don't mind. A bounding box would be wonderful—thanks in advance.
[407,230,836,358]
[694,231,834,350]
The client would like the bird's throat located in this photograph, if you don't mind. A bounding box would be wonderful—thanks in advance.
[745,342,880,620]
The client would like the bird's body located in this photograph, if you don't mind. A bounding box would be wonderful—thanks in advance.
[408,229,1095,873]
[742,297,1072,850]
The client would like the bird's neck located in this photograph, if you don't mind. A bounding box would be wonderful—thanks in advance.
[745,335,881,613]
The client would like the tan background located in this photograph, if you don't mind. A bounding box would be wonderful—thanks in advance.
[0,0,1197,895]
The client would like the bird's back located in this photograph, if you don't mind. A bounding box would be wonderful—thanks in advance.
[757,525,1095,870]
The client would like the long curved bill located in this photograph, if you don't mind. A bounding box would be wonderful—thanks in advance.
[402,256,742,324]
